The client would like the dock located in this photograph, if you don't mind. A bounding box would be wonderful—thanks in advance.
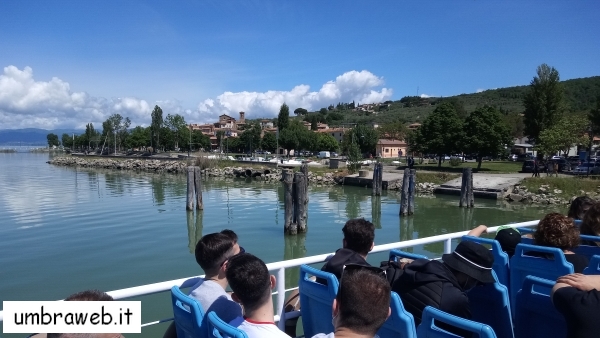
[435,174,524,199]
[343,171,404,190]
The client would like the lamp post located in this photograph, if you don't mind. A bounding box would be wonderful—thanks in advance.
[588,124,593,177]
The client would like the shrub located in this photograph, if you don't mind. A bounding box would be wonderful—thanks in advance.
[449,157,462,167]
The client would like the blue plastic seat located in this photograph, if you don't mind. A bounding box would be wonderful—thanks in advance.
[467,270,514,338]
[171,285,207,338]
[583,255,600,275]
[377,292,417,338]
[389,249,429,262]
[514,276,566,338]
[519,237,533,245]
[462,235,510,287]
[573,235,600,260]
[509,244,574,309]
[416,306,497,338]
[207,311,248,338]
[298,265,339,338]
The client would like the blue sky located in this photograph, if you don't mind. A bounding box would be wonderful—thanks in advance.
[0,0,598,129]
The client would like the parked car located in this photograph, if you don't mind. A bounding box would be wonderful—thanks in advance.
[509,154,518,161]
[522,160,546,173]
[568,155,582,168]
[550,159,571,172]
[517,154,534,162]
[573,162,600,175]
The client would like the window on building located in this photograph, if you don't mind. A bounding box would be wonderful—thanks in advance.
[385,149,389,153]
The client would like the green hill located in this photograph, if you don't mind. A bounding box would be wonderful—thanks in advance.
[331,75,600,126]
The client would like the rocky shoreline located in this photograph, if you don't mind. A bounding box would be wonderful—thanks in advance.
[506,184,573,205]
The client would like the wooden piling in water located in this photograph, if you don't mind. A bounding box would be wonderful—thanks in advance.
[460,167,474,207]
[294,172,308,233]
[408,169,416,214]
[186,166,195,211]
[372,162,383,196]
[282,169,296,234]
[194,166,203,210]
[400,168,410,216]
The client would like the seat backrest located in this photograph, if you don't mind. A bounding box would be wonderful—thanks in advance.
[416,306,497,338]
[513,276,566,338]
[509,244,573,308]
[299,265,339,338]
[462,236,510,287]
[389,249,429,262]
[171,285,207,338]
[376,292,417,338]
[583,254,600,275]
[574,235,600,260]
[207,311,248,338]
[519,237,533,245]
[467,271,514,338]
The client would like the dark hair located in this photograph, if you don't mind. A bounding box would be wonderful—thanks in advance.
[342,218,375,255]
[64,290,113,301]
[195,233,235,275]
[581,202,600,237]
[568,196,595,220]
[220,229,238,244]
[337,269,390,335]
[226,253,271,313]
[534,213,580,251]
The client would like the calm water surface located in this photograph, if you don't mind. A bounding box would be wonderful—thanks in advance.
[0,153,562,336]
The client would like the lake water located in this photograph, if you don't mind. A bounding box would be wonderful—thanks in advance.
[0,153,561,337]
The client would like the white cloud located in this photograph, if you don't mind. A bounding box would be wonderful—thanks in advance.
[0,66,154,129]
[0,66,393,129]
[196,70,393,122]
[476,88,484,93]
[420,93,434,98]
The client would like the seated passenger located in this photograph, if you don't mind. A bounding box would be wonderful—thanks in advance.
[392,241,495,337]
[467,224,522,257]
[163,232,242,338]
[312,265,391,338]
[30,290,123,338]
[568,196,595,220]
[534,213,589,273]
[580,202,600,246]
[552,273,600,338]
[226,253,288,338]
[320,218,375,281]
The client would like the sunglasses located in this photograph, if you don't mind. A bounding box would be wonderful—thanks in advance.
[220,246,246,267]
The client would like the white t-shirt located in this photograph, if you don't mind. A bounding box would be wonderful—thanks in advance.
[188,278,242,323]
[312,333,335,338]
[230,317,289,338]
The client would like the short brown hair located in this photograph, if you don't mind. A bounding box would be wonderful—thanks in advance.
[342,218,375,255]
[581,202,600,237]
[534,213,580,251]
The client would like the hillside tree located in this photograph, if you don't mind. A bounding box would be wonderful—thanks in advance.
[462,106,512,169]
[415,102,464,167]
[277,103,290,130]
[294,108,308,116]
[588,95,600,135]
[523,64,565,143]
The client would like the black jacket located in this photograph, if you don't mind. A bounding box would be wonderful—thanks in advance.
[392,259,471,337]
[318,248,370,284]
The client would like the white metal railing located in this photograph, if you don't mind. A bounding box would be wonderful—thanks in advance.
[0,220,539,330]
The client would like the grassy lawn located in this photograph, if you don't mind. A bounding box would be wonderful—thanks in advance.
[520,176,600,199]
[412,160,522,173]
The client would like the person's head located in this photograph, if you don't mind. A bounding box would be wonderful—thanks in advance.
[581,202,600,237]
[333,266,391,336]
[342,218,375,256]
[220,229,242,253]
[46,291,122,338]
[226,253,274,315]
[568,196,595,220]
[534,213,580,251]
[442,241,495,291]
[65,290,113,301]
[195,232,239,276]
[494,227,521,257]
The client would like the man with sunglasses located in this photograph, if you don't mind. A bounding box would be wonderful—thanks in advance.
[163,232,243,338]
[313,264,391,338]
[392,241,494,337]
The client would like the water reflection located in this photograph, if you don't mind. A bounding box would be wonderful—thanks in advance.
[187,211,203,253]
[284,233,307,288]
[371,196,382,229]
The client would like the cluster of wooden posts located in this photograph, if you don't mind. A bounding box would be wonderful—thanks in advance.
[186,166,203,210]
[282,164,309,235]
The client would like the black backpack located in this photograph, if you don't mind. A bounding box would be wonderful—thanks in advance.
[380,260,405,287]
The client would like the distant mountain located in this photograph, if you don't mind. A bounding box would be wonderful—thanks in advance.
[0,128,84,145]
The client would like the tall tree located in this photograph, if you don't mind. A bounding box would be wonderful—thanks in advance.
[536,116,588,156]
[317,133,340,152]
[588,95,600,135]
[462,106,512,170]
[523,64,565,143]
[341,124,378,156]
[415,102,464,167]
[151,105,164,152]
[164,114,187,150]
[294,108,308,116]
[277,103,290,130]
[240,122,261,153]
[261,132,277,152]
[62,133,73,149]
[46,133,60,147]
[127,126,150,149]
[377,121,408,141]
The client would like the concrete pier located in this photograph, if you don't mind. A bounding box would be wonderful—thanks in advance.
[343,171,404,190]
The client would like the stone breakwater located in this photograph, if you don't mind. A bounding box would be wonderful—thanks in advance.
[506,184,571,205]
[47,157,339,185]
